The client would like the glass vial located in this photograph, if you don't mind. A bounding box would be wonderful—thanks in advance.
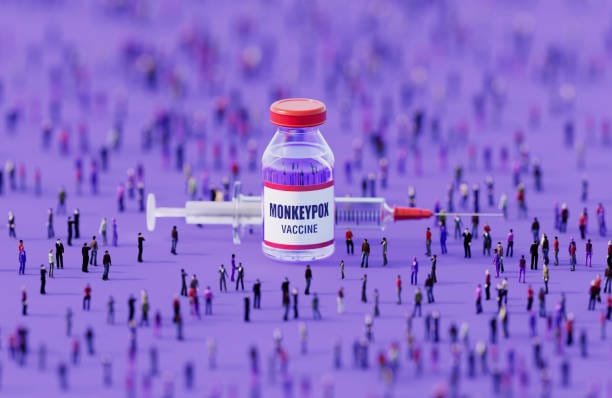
[262,98,335,261]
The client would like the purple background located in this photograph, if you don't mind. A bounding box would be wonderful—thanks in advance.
[0,0,612,397]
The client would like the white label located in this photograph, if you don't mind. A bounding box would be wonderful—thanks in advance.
[263,182,334,249]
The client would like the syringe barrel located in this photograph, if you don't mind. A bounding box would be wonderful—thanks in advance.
[334,197,387,229]
[184,201,262,225]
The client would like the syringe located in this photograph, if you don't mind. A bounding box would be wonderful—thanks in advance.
[147,182,502,244]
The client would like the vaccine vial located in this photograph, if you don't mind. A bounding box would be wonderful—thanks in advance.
[262,98,335,261]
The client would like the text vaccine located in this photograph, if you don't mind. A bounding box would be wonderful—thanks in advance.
[262,98,335,261]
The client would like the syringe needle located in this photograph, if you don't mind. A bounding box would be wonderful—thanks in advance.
[392,207,504,221]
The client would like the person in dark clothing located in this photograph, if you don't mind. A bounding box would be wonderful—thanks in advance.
[235,263,245,291]
[361,274,368,302]
[137,233,145,262]
[462,229,472,258]
[40,265,47,294]
[281,277,290,321]
[128,295,136,323]
[102,250,111,280]
[244,296,250,322]
[253,279,261,309]
[67,217,74,246]
[304,265,313,295]
[55,239,64,269]
[530,241,539,270]
[171,226,178,255]
[180,269,188,296]
[73,209,80,239]
[81,243,90,272]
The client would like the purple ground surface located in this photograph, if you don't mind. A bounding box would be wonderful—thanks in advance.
[1,1,612,397]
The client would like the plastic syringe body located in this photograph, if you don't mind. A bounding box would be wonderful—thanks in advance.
[146,182,434,244]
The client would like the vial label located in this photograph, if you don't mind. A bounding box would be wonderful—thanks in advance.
[263,181,334,250]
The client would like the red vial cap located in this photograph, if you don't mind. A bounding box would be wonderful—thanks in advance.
[270,98,326,128]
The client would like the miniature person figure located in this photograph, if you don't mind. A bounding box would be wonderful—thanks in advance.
[361,274,368,303]
[588,281,598,311]
[253,279,261,309]
[111,218,118,247]
[530,241,539,270]
[425,228,432,256]
[83,284,92,311]
[107,296,115,324]
[89,236,98,266]
[560,203,570,233]
[236,263,245,291]
[579,209,587,240]
[57,187,66,215]
[292,288,299,319]
[425,274,435,303]
[67,216,73,246]
[396,275,402,304]
[411,257,419,285]
[345,229,354,255]
[493,251,501,278]
[73,209,80,239]
[18,248,26,275]
[66,308,73,336]
[462,228,472,258]
[526,285,534,312]
[569,238,577,271]
[476,284,483,314]
[55,239,64,269]
[312,293,322,320]
[360,239,370,268]
[597,203,607,237]
[381,237,388,265]
[340,260,345,279]
[373,289,380,317]
[138,291,149,326]
[204,286,213,315]
[180,269,188,296]
[485,270,491,300]
[218,264,227,292]
[454,216,463,240]
[304,265,313,295]
[99,217,108,245]
[81,243,90,272]
[47,208,54,239]
[102,250,111,280]
[541,234,550,265]
[40,264,47,294]
[21,287,27,315]
[282,278,290,321]
[538,288,546,317]
[506,229,514,257]
[337,288,345,314]
[171,226,178,255]
[230,253,236,282]
[553,236,560,265]
[413,288,423,317]
[244,295,251,322]
[518,255,526,283]
[585,239,593,267]
[48,249,54,278]
[531,218,540,243]
[543,263,550,294]
[7,211,17,238]
[440,223,448,254]
[137,232,145,262]
[430,255,438,283]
